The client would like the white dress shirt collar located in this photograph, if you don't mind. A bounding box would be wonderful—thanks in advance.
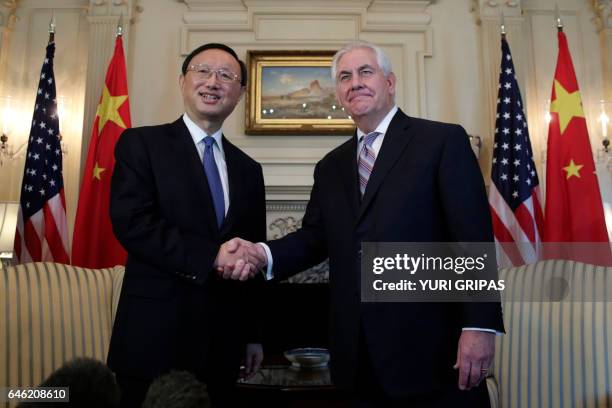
[181,113,230,216]
[182,113,225,155]
[356,105,399,142]
[356,105,399,158]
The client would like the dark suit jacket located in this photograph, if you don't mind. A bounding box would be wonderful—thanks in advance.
[267,109,504,397]
[107,117,266,385]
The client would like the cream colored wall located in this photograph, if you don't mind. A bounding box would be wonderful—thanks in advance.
[0,0,610,246]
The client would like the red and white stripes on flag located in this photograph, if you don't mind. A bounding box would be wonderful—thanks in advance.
[13,40,70,264]
[15,193,69,263]
[489,184,543,266]
[488,37,543,268]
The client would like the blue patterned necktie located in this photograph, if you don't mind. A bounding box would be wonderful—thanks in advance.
[358,131,380,196]
[203,137,225,227]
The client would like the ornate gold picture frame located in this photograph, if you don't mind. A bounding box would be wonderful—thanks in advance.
[245,50,355,135]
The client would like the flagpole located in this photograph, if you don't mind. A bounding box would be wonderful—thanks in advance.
[48,11,55,43]
[116,12,123,37]
[555,3,563,32]
[500,9,506,39]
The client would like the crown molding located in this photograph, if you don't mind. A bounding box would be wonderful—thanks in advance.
[181,0,432,26]
[471,0,522,25]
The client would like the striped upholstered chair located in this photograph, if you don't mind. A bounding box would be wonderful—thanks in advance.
[0,262,124,405]
[487,259,612,408]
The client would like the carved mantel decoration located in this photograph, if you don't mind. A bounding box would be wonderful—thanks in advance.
[0,0,20,96]
[590,0,612,31]
[268,214,330,283]
[0,0,19,30]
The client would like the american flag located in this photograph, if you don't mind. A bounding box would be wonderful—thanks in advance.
[488,36,543,267]
[14,41,69,264]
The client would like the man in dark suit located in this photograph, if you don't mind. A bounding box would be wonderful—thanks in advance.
[107,43,265,408]
[222,41,504,406]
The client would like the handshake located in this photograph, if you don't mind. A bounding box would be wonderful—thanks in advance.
[213,238,268,281]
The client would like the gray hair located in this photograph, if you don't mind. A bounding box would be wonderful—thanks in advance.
[331,41,393,80]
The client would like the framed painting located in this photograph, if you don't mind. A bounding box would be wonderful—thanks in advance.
[245,50,354,135]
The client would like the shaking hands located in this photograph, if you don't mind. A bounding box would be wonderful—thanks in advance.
[214,238,268,280]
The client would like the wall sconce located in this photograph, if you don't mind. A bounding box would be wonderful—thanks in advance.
[597,100,610,148]
[56,95,70,156]
[0,95,28,166]
[544,99,552,125]
[0,95,15,166]
[0,94,69,166]
[596,100,611,174]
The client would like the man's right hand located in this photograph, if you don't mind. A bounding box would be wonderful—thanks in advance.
[214,238,267,281]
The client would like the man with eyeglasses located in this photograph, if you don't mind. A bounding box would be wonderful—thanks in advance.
[220,41,504,407]
[107,43,265,408]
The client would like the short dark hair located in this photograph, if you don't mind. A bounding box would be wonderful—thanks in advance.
[142,370,211,408]
[17,358,120,408]
[181,43,247,86]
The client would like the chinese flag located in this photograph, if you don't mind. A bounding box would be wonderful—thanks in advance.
[72,36,131,268]
[544,31,611,264]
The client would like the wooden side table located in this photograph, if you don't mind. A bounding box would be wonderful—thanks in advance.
[236,365,349,407]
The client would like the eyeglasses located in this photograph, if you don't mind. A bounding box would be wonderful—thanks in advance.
[186,64,240,83]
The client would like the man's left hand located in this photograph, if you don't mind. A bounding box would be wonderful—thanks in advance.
[453,330,495,391]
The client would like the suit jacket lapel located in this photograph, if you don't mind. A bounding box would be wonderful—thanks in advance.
[219,135,240,236]
[170,118,220,235]
[336,136,360,222]
[356,110,414,223]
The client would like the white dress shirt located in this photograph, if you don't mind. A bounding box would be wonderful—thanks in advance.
[183,113,230,216]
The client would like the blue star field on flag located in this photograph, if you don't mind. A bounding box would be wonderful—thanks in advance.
[20,42,64,219]
[491,38,540,212]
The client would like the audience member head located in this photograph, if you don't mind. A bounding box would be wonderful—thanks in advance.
[17,357,120,408]
[141,370,211,408]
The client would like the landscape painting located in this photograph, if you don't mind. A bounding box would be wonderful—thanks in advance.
[245,50,355,135]
[261,66,345,119]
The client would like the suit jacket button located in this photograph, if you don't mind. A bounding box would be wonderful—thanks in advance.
[191,275,196,280]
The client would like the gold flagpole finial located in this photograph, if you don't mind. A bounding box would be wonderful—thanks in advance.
[116,12,124,37]
[555,3,563,31]
[500,9,506,36]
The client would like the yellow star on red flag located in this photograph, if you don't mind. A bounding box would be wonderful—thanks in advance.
[550,79,584,134]
[92,162,105,180]
[562,159,583,179]
[96,85,128,135]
